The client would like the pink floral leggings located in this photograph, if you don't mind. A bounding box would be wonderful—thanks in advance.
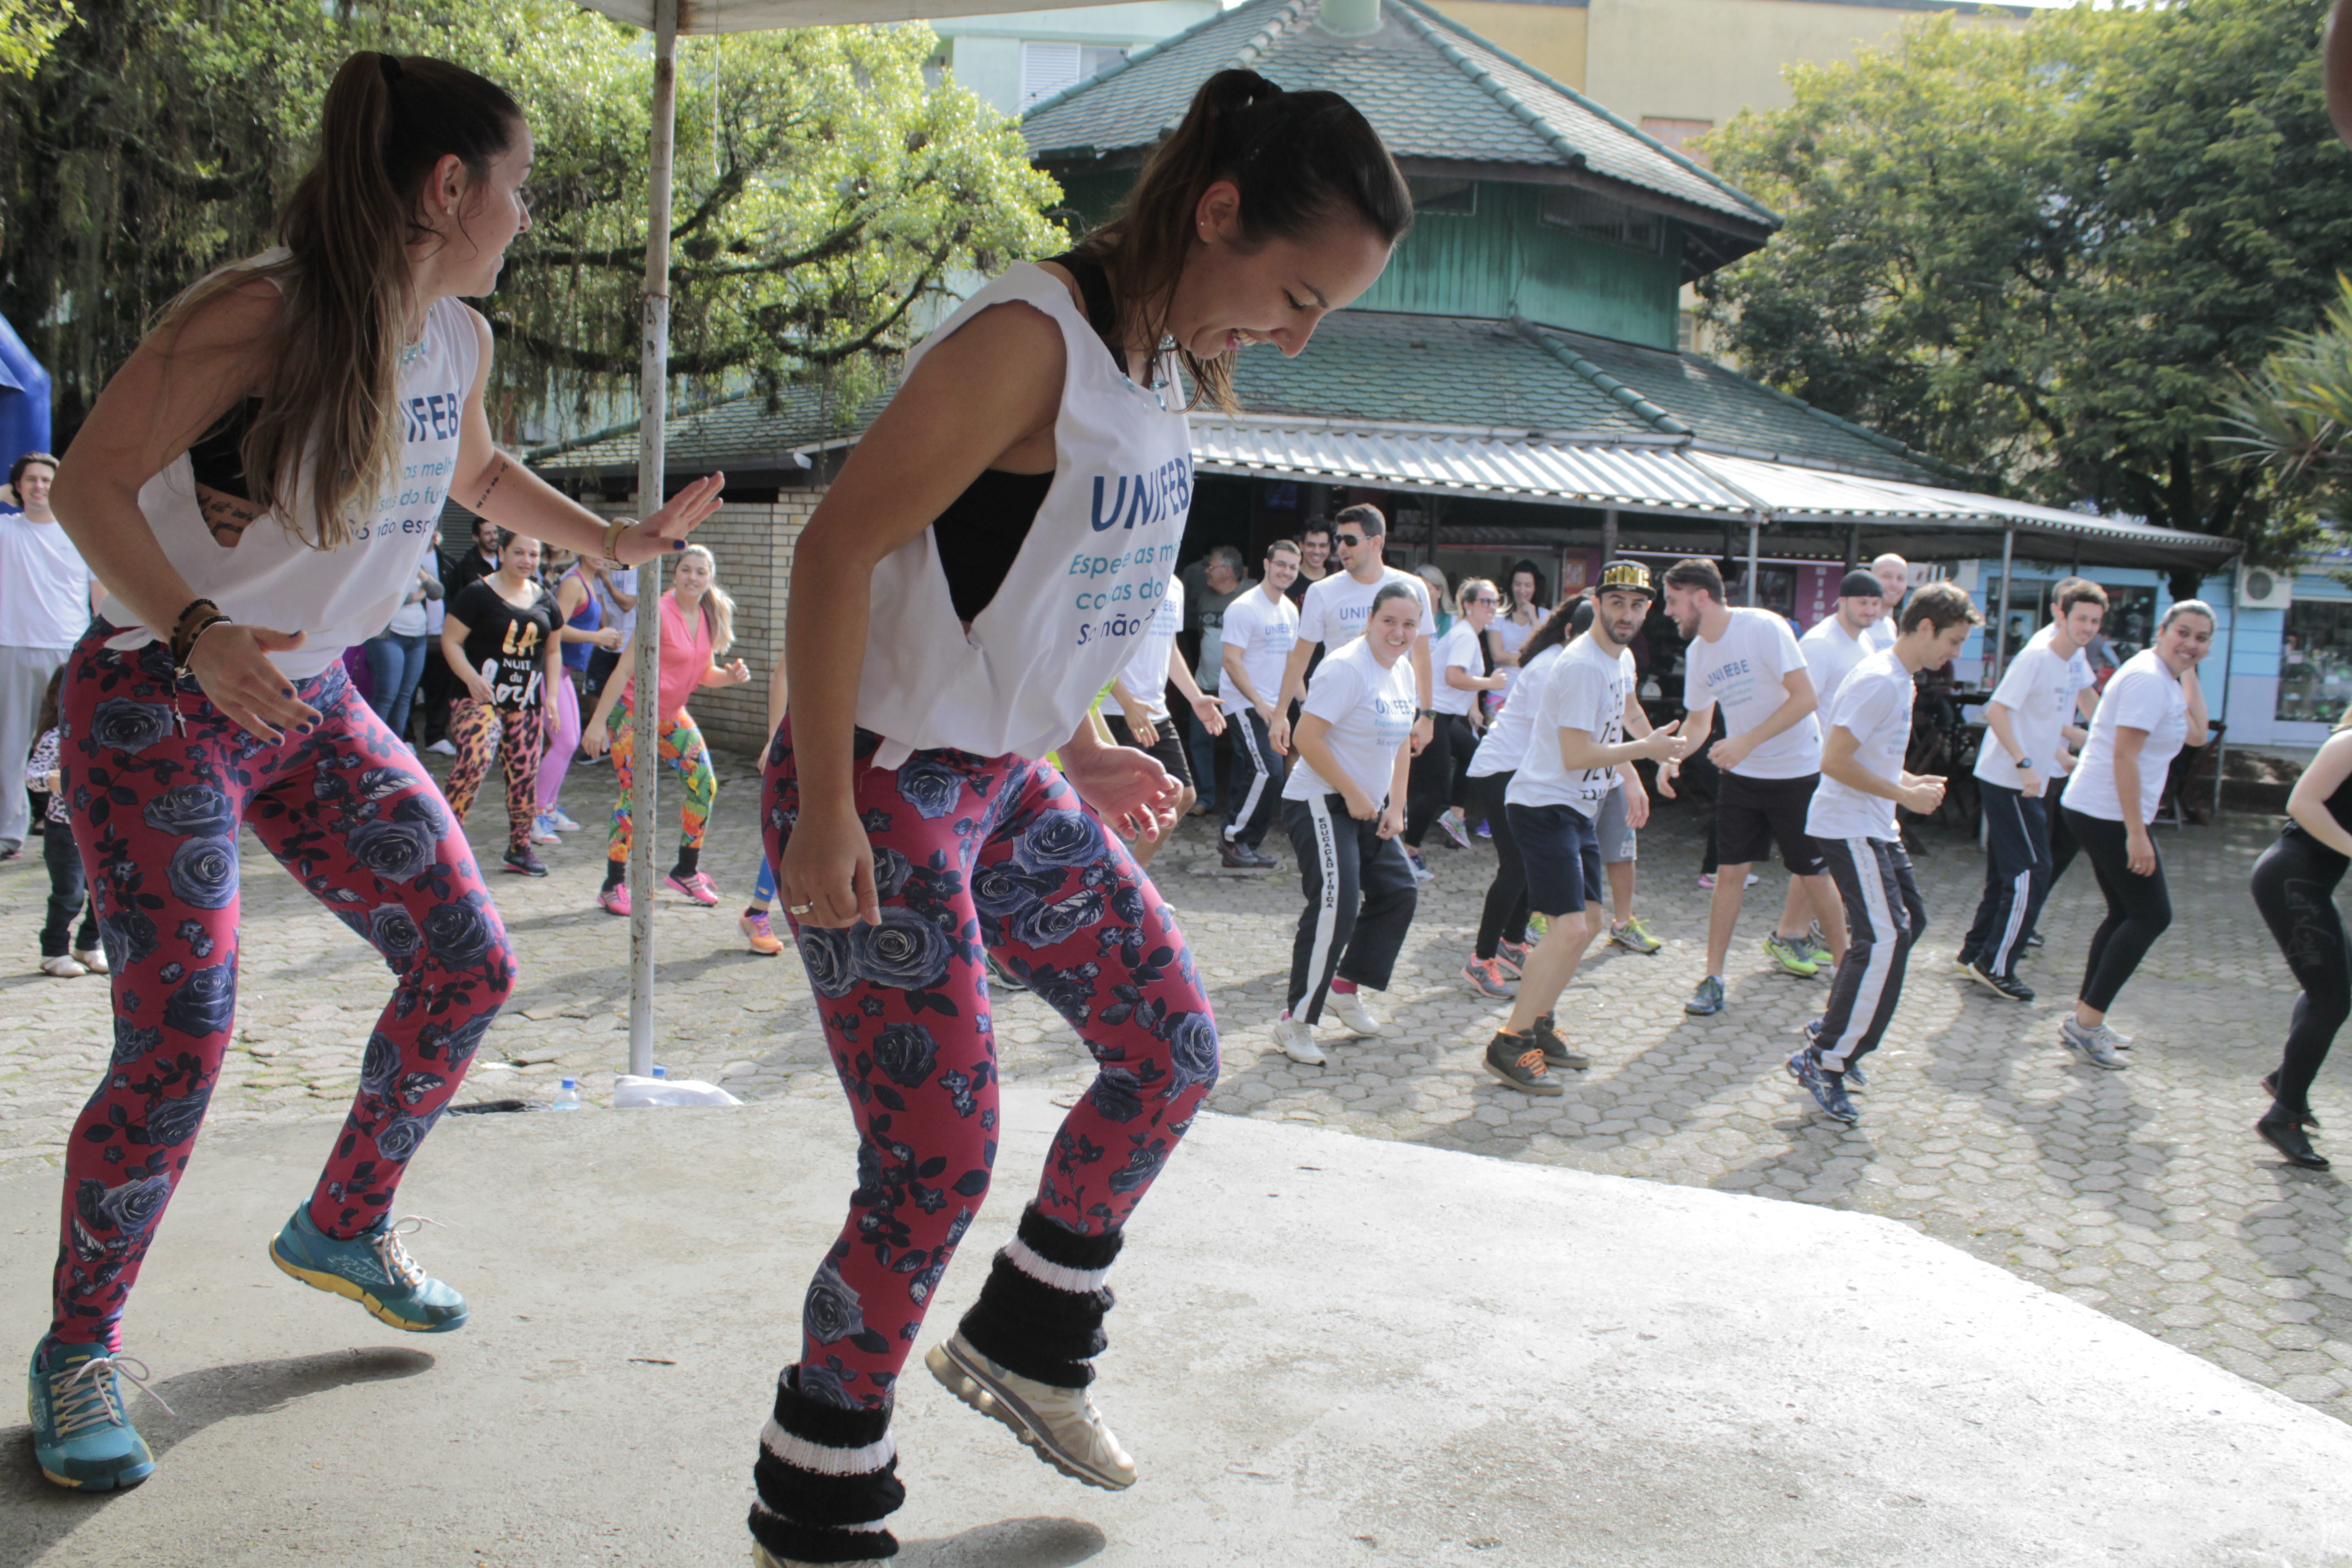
[49,627,514,1349]
[763,721,1219,1409]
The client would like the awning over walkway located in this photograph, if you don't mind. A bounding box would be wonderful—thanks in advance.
[577,0,1109,28]
[1188,416,2242,574]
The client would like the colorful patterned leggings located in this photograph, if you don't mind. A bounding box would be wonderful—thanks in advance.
[50,628,515,1349]
[608,695,713,865]
[761,723,1220,1409]
[444,696,548,855]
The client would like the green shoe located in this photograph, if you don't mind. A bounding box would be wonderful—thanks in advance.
[1763,934,1821,978]
[269,1207,469,1333]
[1609,916,1663,955]
[28,1337,164,1490]
[1685,974,1725,1016]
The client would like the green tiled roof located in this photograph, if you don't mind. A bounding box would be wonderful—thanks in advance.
[1022,0,1776,236]
[530,311,1946,489]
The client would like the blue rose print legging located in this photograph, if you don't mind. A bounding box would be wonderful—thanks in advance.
[48,627,515,1350]
[762,722,1221,1409]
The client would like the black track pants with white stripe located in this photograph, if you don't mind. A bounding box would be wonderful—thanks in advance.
[1282,792,1419,1023]
[1223,707,1283,852]
[1814,835,1926,1072]
[1960,782,2049,978]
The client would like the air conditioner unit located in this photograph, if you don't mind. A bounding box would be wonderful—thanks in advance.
[2236,563,2293,612]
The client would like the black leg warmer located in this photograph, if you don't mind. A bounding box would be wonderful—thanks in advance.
[955,1204,1124,1389]
[748,1366,904,1564]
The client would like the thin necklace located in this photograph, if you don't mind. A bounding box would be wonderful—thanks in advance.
[399,336,427,368]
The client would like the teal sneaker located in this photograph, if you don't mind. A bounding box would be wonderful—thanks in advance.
[1763,934,1821,978]
[1685,974,1725,1016]
[269,1207,469,1333]
[28,1337,165,1490]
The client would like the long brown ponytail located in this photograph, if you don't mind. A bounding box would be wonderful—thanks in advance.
[1069,69,1411,413]
[161,52,522,551]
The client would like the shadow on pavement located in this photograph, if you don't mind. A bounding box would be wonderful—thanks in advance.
[900,1515,1107,1567]
[0,1346,434,1567]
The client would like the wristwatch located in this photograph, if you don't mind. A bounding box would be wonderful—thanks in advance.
[2014,756,2036,771]
[1417,708,1436,719]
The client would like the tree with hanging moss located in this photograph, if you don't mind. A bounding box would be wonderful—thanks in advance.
[1698,0,2352,589]
[0,0,1066,445]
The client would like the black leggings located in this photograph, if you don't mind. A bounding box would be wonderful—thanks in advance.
[2064,808,2173,1014]
[1469,770,1530,959]
[2250,828,2350,1110]
[1403,712,1475,849]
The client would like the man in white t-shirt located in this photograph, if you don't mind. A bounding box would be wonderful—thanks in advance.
[1218,538,1302,868]
[1107,574,1226,870]
[1268,503,1434,759]
[1788,581,1979,1126]
[1958,579,2109,992]
[1657,557,1847,1017]
[1860,553,1909,654]
[0,453,102,857]
[1485,563,1687,1095]
[1768,570,1886,962]
[2022,575,2107,929]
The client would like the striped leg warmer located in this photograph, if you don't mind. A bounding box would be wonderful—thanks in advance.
[956,1204,1124,1388]
[749,1366,904,1564]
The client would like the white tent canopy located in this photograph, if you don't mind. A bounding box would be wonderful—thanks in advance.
[579,0,1115,29]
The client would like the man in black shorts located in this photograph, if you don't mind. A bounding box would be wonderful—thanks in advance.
[1108,570,1224,870]
[1657,559,1848,1017]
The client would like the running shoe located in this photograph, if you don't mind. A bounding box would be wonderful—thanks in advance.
[1529,1012,1590,1070]
[2262,1071,2320,1128]
[502,848,549,878]
[1966,962,2034,1003]
[1325,988,1384,1037]
[1495,940,1528,978]
[530,814,561,845]
[1799,927,1834,968]
[1953,953,1979,979]
[1795,1015,1865,1089]
[269,1206,469,1332]
[1609,916,1663,955]
[666,870,721,906]
[40,955,85,978]
[1273,1015,1325,1066]
[739,912,785,956]
[1474,818,1492,840]
[74,947,109,975]
[1696,872,1718,890]
[1461,957,1518,1000]
[986,954,1027,993]
[427,738,458,756]
[1785,1048,1858,1125]
[1526,913,1549,939]
[1763,934,1820,978]
[597,883,630,917]
[2060,1016,2128,1071]
[1483,1032,1564,1096]
[927,1332,1136,1490]
[2023,931,2046,949]
[1685,974,1725,1016]
[548,807,584,832]
[1438,808,1472,850]
[28,1338,161,1490]
[1219,841,1272,871]
[1405,851,1435,885]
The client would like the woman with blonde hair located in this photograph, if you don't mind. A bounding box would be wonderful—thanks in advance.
[584,541,749,912]
[32,48,720,1489]
[2246,698,2352,1167]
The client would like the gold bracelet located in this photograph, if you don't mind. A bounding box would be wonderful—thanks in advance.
[602,516,636,566]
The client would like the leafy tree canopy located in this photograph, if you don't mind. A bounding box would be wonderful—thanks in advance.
[1698,0,2352,585]
[0,0,1066,446]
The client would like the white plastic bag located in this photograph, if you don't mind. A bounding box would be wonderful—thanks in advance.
[611,1074,742,1108]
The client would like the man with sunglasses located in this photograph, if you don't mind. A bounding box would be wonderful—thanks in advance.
[1268,503,1434,761]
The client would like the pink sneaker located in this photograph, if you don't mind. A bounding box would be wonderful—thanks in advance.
[598,884,630,917]
[666,871,720,906]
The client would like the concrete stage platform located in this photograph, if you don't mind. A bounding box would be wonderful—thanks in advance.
[2,1088,2347,1567]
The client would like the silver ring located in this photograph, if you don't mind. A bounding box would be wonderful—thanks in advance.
[788,902,814,916]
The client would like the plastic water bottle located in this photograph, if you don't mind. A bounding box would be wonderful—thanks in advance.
[552,1078,580,1111]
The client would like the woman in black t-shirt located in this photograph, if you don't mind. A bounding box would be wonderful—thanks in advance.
[440,529,562,875]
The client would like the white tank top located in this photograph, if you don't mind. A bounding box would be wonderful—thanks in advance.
[103,259,482,680]
[856,263,1193,769]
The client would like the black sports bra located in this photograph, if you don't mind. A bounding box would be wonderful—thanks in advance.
[935,253,1133,624]
[188,397,263,502]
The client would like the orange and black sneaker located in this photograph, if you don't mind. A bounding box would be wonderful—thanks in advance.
[1483,1032,1563,1096]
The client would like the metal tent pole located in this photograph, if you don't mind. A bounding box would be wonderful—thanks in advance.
[2215,572,2239,820]
[1745,518,1761,607]
[626,0,678,1078]
[1991,528,2015,681]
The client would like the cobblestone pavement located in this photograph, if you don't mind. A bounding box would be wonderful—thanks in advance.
[3,744,2348,1428]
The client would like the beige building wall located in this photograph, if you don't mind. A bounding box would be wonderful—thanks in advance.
[1430,0,1588,85]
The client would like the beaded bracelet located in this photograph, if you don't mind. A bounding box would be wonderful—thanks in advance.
[168,597,223,665]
